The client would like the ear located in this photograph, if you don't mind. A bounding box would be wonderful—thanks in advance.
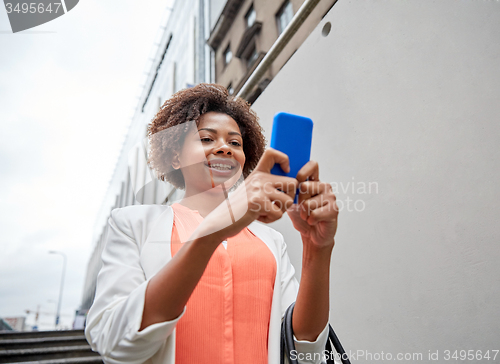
[172,154,180,170]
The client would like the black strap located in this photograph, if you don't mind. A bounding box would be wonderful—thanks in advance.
[280,302,352,364]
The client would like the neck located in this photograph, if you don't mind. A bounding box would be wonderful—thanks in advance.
[179,185,229,218]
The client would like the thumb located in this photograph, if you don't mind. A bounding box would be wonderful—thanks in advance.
[254,148,290,174]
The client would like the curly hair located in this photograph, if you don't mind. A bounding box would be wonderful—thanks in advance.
[147,83,266,189]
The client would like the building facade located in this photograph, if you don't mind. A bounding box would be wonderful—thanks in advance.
[208,0,337,102]
[1,317,25,331]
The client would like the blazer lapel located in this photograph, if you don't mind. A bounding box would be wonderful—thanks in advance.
[247,221,282,364]
[248,221,280,264]
[140,206,175,280]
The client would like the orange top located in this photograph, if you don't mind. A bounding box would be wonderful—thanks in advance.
[170,203,277,364]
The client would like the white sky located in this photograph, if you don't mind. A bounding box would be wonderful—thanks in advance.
[0,0,174,330]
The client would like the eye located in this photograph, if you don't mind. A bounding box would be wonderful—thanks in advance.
[230,140,242,146]
[200,137,213,142]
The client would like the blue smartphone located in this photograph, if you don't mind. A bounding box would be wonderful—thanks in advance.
[270,112,313,202]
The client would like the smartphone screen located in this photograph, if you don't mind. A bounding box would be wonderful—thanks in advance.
[270,112,313,203]
[270,112,313,177]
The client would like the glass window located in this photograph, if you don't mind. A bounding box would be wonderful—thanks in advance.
[246,46,258,69]
[277,1,294,35]
[245,5,256,28]
[224,45,232,66]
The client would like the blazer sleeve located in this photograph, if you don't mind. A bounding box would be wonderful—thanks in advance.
[85,208,184,364]
[277,230,330,364]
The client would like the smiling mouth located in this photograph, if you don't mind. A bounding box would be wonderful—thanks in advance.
[205,160,237,171]
[207,163,234,170]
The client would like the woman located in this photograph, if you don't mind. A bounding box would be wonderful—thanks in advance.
[85,84,339,364]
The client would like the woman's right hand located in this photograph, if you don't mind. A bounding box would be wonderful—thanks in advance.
[195,148,299,242]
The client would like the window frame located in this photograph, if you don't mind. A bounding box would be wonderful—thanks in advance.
[244,43,259,70]
[276,0,294,35]
[245,4,256,29]
[223,44,232,68]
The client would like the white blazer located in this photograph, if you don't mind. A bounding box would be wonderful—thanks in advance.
[85,205,329,364]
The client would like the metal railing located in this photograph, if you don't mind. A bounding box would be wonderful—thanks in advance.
[237,0,333,100]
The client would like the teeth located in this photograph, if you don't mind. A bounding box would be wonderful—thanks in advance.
[209,163,232,170]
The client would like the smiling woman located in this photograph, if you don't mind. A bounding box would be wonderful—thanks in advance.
[174,112,246,196]
[147,84,265,190]
[85,83,339,364]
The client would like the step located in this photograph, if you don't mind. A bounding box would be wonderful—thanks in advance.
[0,331,85,341]
[7,357,103,364]
[0,345,100,364]
[0,336,88,350]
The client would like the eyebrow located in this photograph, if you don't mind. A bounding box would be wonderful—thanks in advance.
[196,127,242,137]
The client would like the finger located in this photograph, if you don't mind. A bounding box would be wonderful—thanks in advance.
[266,190,295,213]
[248,174,297,200]
[297,181,332,204]
[304,203,339,226]
[299,194,330,221]
[254,148,290,174]
[262,175,298,197]
[257,198,284,223]
[296,160,319,183]
[286,205,310,235]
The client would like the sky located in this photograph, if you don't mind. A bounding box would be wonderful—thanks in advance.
[0,0,174,330]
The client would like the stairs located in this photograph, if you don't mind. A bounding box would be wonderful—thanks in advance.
[0,330,103,364]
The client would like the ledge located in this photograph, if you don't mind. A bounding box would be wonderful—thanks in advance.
[235,21,263,58]
[207,0,246,50]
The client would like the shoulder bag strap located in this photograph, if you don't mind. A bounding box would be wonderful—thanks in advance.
[280,302,352,364]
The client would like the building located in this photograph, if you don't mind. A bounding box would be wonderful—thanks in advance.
[0,318,13,331]
[2,317,26,331]
[208,0,337,102]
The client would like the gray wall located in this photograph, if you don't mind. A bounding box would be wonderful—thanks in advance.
[252,0,500,361]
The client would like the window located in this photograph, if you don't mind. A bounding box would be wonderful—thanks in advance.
[227,83,234,95]
[245,5,256,28]
[245,45,258,69]
[276,1,293,35]
[224,44,232,67]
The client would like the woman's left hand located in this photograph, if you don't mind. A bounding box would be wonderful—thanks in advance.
[287,161,338,249]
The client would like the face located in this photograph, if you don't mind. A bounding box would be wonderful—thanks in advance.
[174,111,245,195]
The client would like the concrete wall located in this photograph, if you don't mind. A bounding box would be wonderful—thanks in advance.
[252,0,500,361]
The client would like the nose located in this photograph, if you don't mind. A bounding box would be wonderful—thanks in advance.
[214,141,232,155]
